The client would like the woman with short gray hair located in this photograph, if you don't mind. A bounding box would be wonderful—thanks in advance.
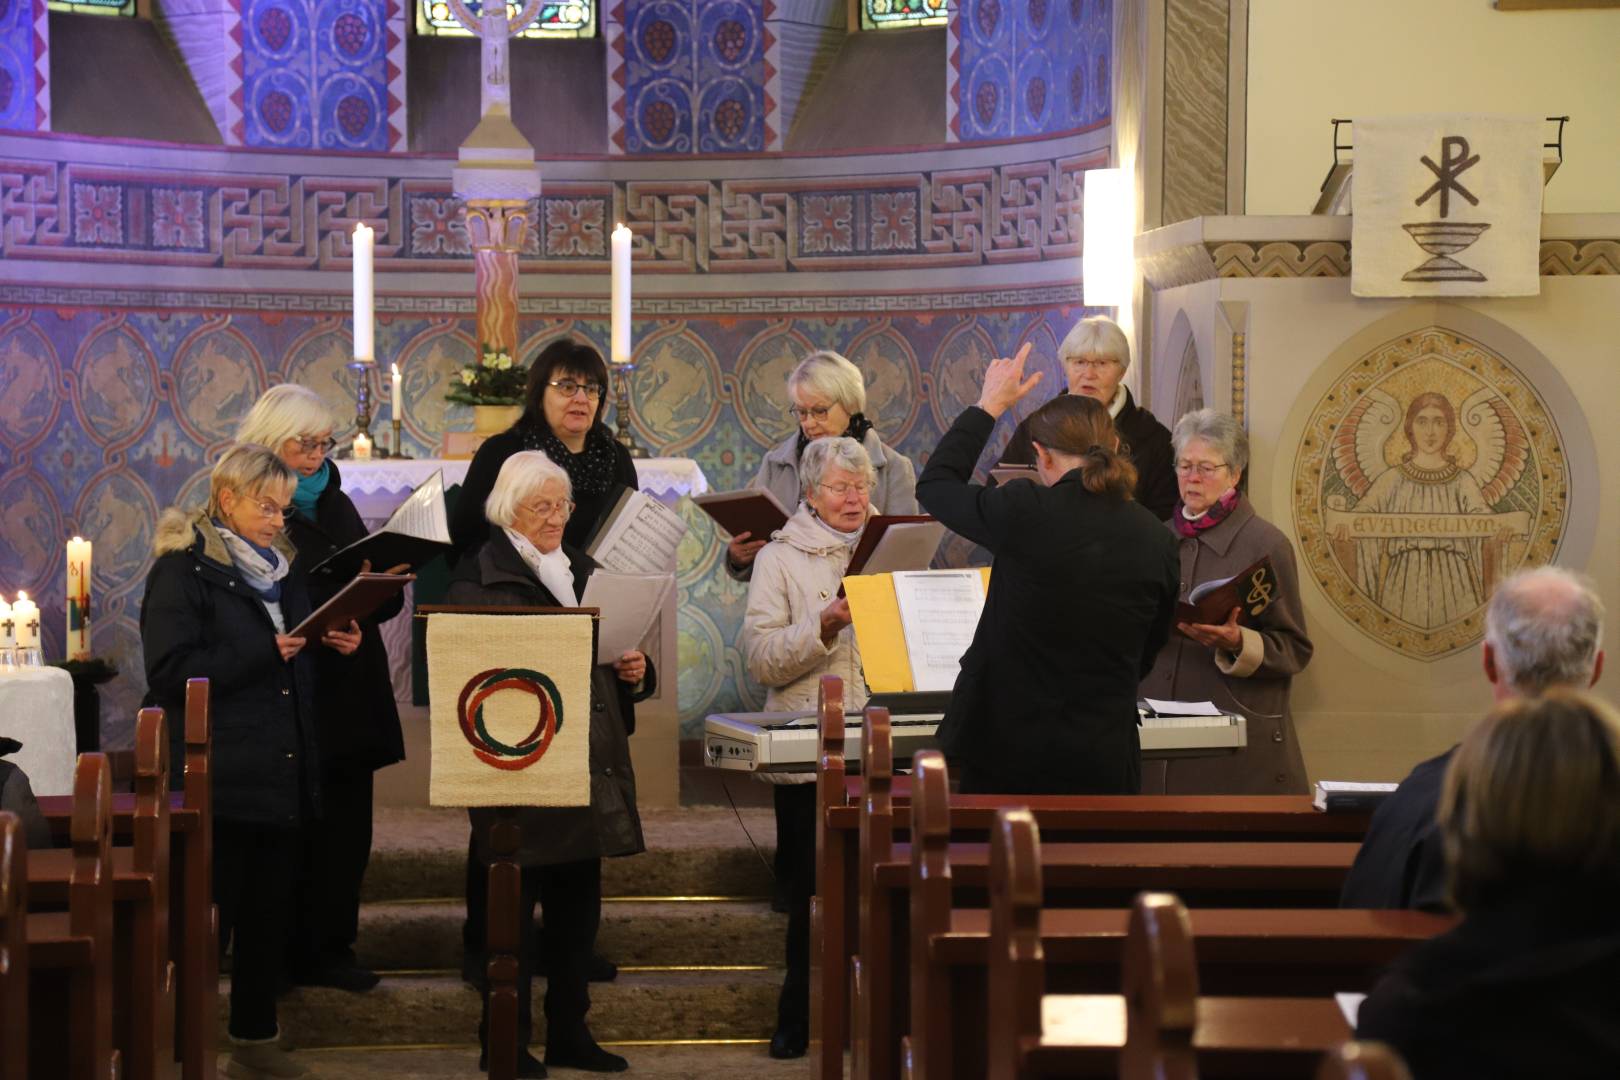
[1139,407,1314,794]
[727,349,916,578]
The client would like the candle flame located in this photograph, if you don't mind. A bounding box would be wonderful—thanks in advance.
[16,591,26,602]
[72,535,84,543]
[392,363,400,377]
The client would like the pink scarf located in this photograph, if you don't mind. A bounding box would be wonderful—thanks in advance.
[1172,488,1240,539]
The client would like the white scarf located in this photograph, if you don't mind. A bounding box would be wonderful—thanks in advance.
[504,528,578,607]
[215,525,292,631]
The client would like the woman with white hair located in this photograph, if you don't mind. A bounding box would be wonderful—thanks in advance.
[446,450,653,1077]
[237,382,401,994]
[1138,409,1313,794]
[741,435,876,1059]
[999,315,1178,520]
[726,349,916,576]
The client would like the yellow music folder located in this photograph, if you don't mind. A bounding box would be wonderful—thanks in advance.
[843,567,991,693]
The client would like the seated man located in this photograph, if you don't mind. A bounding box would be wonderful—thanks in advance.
[1340,566,1605,911]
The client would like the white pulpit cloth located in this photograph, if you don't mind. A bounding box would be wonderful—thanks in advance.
[0,666,77,796]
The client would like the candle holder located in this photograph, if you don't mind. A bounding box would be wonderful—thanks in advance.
[392,418,412,459]
[18,646,42,668]
[341,360,398,459]
[0,647,16,673]
[611,361,648,459]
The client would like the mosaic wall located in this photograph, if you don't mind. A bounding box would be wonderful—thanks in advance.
[239,0,407,150]
[949,0,1110,141]
[0,0,44,133]
[605,0,781,154]
[0,301,1105,740]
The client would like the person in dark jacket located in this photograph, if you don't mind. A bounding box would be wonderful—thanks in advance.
[916,344,1179,795]
[1356,689,1620,1079]
[998,315,1178,521]
[447,450,654,1077]
[1340,566,1605,911]
[450,338,638,562]
[140,443,359,1080]
[0,736,51,852]
[238,384,406,992]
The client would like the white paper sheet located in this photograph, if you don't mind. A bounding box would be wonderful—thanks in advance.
[892,569,986,692]
[581,570,673,665]
[588,489,688,574]
[382,469,450,542]
[857,521,947,575]
[1335,992,1366,1028]
[1143,698,1225,717]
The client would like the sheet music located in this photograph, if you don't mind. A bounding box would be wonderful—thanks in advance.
[581,571,673,665]
[892,569,986,692]
[1142,698,1225,717]
[382,470,451,542]
[589,490,689,574]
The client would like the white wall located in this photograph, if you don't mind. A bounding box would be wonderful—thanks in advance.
[1245,0,1620,215]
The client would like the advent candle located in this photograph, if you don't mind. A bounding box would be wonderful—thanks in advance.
[13,591,39,651]
[352,222,375,363]
[353,431,373,462]
[0,595,13,651]
[610,222,632,364]
[66,536,92,661]
[391,363,403,419]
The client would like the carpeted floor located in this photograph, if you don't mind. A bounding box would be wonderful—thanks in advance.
[292,1043,810,1079]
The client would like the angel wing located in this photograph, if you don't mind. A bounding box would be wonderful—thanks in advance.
[1331,386,1401,499]
[1461,387,1529,504]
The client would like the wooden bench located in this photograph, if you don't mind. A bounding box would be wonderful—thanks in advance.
[1317,1043,1412,1080]
[25,751,119,1080]
[1,812,26,1080]
[39,677,215,1080]
[31,708,177,1080]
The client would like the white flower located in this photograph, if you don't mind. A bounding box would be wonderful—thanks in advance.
[494,353,512,370]
[460,369,476,385]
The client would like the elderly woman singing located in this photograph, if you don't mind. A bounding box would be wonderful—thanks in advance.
[446,450,654,1077]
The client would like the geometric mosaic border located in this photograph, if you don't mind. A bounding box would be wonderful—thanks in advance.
[1140,239,1620,289]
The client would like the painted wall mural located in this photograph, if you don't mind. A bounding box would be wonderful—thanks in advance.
[1292,325,1569,660]
[0,0,44,133]
[949,0,1110,141]
[0,300,1103,741]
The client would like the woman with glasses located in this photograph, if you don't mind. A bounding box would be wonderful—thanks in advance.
[1138,409,1314,794]
[237,383,403,995]
[141,443,352,1079]
[447,450,653,1077]
[726,349,916,578]
[998,316,1178,520]
[452,338,638,562]
[740,436,878,1059]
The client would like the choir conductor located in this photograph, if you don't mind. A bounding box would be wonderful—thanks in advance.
[916,345,1180,794]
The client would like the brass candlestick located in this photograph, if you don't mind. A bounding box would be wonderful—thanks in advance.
[343,361,399,458]
[392,418,410,459]
[612,361,648,459]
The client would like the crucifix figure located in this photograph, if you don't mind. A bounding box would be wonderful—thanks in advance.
[446,0,544,117]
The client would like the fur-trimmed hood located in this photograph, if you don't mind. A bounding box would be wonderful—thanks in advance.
[152,506,297,565]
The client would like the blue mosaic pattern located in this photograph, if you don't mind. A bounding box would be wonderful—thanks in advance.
[0,0,38,132]
[955,0,1110,141]
[242,0,392,151]
[619,0,768,154]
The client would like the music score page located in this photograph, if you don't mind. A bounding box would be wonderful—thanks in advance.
[892,569,986,692]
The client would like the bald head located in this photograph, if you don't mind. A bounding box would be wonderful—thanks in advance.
[1483,567,1605,699]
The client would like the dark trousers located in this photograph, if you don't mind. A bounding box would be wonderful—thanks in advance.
[774,783,817,1027]
[473,855,602,1047]
[293,764,374,970]
[215,818,300,1040]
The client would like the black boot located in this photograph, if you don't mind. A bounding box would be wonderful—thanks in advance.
[769,1019,808,1059]
[478,1046,547,1078]
[544,1025,628,1073]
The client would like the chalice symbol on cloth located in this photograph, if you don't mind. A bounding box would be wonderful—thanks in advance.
[1403,134,1490,283]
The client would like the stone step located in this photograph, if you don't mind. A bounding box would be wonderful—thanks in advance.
[257,970,783,1049]
[294,1043,807,1079]
[355,899,785,972]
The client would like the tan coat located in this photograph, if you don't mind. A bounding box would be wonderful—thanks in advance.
[1138,499,1313,794]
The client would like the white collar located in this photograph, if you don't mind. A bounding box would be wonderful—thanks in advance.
[1107,385,1128,419]
[503,528,578,607]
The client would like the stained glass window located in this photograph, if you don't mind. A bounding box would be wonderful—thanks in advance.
[418,0,595,40]
[861,0,950,31]
[47,0,136,14]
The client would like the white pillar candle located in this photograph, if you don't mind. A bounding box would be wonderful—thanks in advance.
[0,595,13,651]
[66,536,92,661]
[13,591,39,650]
[391,363,403,419]
[353,431,373,462]
[352,222,375,363]
[610,222,632,364]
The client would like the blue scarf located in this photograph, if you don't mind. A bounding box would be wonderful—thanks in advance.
[292,460,331,520]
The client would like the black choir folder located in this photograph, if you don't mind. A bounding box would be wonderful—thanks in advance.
[290,572,415,639]
[309,470,453,580]
[692,489,791,540]
[1175,554,1278,626]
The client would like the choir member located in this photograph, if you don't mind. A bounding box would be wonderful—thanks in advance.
[1138,409,1313,794]
[916,345,1178,794]
[238,383,404,992]
[740,436,876,1059]
[447,450,653,1077]
[999,315,1178,520]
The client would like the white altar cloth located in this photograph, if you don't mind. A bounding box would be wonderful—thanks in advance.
[0,666,77,796]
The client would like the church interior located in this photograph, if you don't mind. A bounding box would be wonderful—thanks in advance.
[1,0,1618,1077]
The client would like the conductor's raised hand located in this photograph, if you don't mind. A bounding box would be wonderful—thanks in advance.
[727,531,768,569]
[614,649,648,685]
[975,342,1043,420]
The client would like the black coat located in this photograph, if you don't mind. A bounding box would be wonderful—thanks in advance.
[449,423,639,563]
[446,528,654,867]
[1340,748,1453,912]
[283,460,405,772]
[140,511,321,828]
[999,387,1179,521]
[1357,883,1620,1079]
[916,406,1180,794]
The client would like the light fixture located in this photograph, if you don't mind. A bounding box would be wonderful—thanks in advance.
[1082,167,1134,308]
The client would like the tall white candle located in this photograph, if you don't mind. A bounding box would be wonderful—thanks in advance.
[66,536,92,661]
[353,222,375,363]
[0,595,13,651]
[610,222,632,364]
[13,591,39,651]
[391,363,403,419]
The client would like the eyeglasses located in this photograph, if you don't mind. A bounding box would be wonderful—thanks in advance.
[244,496,292,520]
[1063,357,1118,373]
[818,481,871,499]
[1174,461,1230,478]
[291,436,337,454]
[787,405,834,422]
[517,499,575,521]
[547,379,604,399]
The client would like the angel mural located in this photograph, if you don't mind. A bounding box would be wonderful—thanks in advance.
[1327,387,1530,630]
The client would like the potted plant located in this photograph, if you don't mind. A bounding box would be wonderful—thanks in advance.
[445,345,528,436]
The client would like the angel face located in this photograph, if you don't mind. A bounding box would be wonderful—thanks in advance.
[1403,393,1457,463]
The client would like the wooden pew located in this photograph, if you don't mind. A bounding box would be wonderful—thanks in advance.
[1317,1043,1412,1080]
[26,752,119,1080]
[903,749,1452,1080]
[0,812,26,1080]
[31,708,177,1080]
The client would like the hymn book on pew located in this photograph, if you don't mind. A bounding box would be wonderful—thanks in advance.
[290,572,415,639]
[1313,780,1398,813]
[309,470,452,579]
[691,489,791,541]
[582,484,689,574]
[1176,553,1278,625]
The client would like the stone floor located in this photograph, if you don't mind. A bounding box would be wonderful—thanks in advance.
[291,1043,811,1079]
